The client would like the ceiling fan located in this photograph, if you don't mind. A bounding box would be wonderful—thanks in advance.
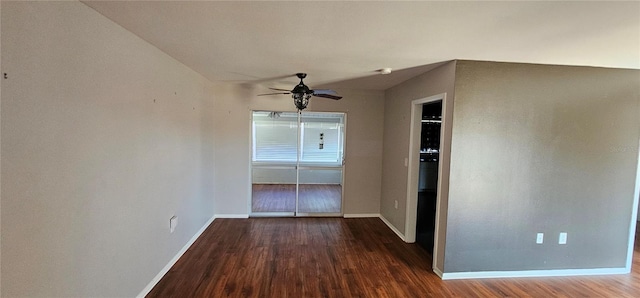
[257,73,342,111]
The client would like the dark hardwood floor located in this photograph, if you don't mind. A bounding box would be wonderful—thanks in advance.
[251,184,296,212]
[252,184,341,213]
[299,184,341,213]
[148,218,640,297]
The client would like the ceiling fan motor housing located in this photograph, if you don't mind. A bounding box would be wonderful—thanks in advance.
[292,73,312,94]
[292,83,312,94]
[291,72,313,110]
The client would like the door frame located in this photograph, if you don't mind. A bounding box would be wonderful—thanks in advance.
[627,137,640,269]
[405,93,448,272]
[249,110,346,217]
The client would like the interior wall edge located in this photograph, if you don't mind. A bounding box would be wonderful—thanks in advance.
[380,60,457,273]
[628,137,640,267]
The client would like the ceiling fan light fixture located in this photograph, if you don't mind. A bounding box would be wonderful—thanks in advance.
[293,92,312,111]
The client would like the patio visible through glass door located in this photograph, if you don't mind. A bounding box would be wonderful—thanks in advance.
[251,111,345,216]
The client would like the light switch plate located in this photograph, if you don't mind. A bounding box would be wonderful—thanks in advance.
[169,215,178,233]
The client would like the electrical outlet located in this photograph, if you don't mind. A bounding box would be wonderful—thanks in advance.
[536,233,544,244]
[394,200,398,209]
[559,232,567,244]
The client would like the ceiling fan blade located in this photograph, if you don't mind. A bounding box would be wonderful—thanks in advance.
[269,87,292,92]
[312,89,338,95]
[313,93,342,100]
[229,73,298,84]
[257,92,291,96]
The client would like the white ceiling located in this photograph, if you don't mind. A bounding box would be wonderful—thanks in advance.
[83,1,640,90]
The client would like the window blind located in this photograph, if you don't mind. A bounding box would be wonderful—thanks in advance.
[253,116,298,162]
[253,112,344,164]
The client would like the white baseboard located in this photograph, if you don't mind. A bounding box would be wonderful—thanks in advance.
[137,216,215,298]
[378,214,406,242]
[433,267,444,278]
[441,267,630,280]
[214,214,249,218]
[250,212,293,217]
[344,213,381,218]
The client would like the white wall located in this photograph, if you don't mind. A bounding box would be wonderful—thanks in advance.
[1,2,215,297]
[213,85,384,216]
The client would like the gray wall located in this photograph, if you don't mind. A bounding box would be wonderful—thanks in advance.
[1,2,215,296]
[381,61,457,271]
[444,61,640,272]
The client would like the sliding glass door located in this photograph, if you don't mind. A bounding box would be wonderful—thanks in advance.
[251,111,345,216]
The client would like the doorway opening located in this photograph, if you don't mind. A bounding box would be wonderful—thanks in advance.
[404,93,448,274]
[416,101,442,253]
[250,111,345,217]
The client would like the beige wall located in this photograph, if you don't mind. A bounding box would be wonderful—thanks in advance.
[0,1,3,294]
[445,61,640,272]
[381,61,457,270]
[213,85,385,215]
[1,2,215,297]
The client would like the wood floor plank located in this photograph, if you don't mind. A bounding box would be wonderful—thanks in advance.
[147,218,640,297]
[251,184,341,213]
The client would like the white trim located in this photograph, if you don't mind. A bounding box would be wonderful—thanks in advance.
[440,267,629,280]
[339,113,347,216]
[432,92,449,274]
[214,214,249,219]
[248,110,255,217]
[250,212,295,217]
[296,212,343,217]
[628,137,640,269]
[379,215,406,242]
[344,213,381,218]
[295,111,301,214]
[137,216,216,298]
[433,267,444,278]
[405,94,446,243]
